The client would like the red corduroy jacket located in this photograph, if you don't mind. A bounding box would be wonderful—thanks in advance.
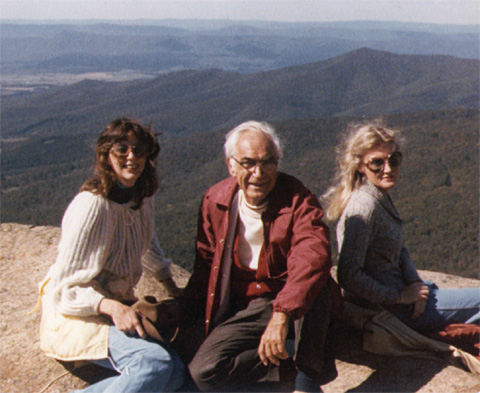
[183,173,333,334]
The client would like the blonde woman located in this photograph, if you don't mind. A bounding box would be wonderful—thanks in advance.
[323,123,479,331]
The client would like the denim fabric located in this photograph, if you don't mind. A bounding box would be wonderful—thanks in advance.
[72,325,185,393]
[389,281,480,331]
[295,371,323,392]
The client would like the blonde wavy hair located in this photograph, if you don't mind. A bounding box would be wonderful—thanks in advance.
[322,122,403,222]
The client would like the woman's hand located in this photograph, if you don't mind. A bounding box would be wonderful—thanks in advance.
[399,282,429,305]
[411,299,427,319]
[98,298,146,338]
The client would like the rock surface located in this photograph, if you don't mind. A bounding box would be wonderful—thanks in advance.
[1,223,479,392]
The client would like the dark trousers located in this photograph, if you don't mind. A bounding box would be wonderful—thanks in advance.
[188,283,336,392]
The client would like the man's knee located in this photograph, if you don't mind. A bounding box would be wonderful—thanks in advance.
[188,353,220,391]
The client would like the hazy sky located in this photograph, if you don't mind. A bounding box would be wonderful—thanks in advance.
[1,0,479,25]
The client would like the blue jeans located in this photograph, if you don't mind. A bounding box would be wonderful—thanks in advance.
[390,281,480,331]
[73,325,185,393]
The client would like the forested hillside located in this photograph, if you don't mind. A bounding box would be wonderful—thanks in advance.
[2,109,478,278]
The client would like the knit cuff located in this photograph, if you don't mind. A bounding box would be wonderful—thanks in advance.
[272,304,296,320]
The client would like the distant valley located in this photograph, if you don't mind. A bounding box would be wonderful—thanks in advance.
[1,19,479,92]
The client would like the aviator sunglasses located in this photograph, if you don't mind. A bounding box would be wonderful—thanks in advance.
[365,151,403,173]
[110,142,149,158]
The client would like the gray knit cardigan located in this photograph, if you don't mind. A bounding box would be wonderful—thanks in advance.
[336,180,422,305]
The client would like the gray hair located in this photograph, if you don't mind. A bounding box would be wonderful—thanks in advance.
[224,120,283,161]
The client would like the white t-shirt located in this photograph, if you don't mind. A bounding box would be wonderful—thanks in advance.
[237,190,268,270]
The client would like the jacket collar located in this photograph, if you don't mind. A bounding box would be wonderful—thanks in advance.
[359,180,401,220]
[208,176,239,207]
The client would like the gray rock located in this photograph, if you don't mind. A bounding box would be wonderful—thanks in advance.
[1,223,478,392]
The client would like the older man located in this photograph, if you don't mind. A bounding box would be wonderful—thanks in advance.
[182,121,337,392]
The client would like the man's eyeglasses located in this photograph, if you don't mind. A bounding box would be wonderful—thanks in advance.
[110,143,149,158]
[231,156,278,173]
[365,151,403,173]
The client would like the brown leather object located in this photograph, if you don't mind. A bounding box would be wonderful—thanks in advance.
[132,296,183,343]
[426,323,480,360]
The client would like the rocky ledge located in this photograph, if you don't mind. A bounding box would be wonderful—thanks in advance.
[1,223,479,392]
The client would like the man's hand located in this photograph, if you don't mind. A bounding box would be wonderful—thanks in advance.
[258,311,289,367]
[99,298,146,338]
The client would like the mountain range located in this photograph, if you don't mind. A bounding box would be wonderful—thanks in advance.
[2,20,478,76]
[2,48,479,139]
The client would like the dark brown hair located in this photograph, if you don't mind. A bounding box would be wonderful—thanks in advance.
[81,118,160,209]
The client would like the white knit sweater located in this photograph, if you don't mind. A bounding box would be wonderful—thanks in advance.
[46,191,172,317]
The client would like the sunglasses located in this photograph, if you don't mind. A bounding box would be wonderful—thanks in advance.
[110,143,149,158]
[365,151,403,173]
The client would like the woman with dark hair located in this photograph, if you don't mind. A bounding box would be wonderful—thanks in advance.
[323,123,479,332]
[39,118,185,392]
